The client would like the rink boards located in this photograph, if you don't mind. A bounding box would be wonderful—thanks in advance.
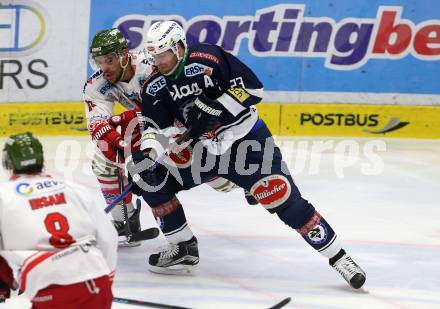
[1,102,439,138]
[1,0,440,139]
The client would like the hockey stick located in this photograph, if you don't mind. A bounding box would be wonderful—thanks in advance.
[105,184,133,213]
[105,128,192,214]
[268,297,291,309]
[115,152,160,244]
[129,226,160,242]
[113,297,192,308]
[113,296,291,309]
[116,147,133,242]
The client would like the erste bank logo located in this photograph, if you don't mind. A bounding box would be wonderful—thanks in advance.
[0,1,48,56]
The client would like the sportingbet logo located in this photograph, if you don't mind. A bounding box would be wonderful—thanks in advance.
[116,4,440,70]
[0,1,47,56]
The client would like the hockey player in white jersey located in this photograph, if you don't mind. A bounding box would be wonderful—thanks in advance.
[83,28,148,239]
[0,132,117,308]
[83,28,257,239]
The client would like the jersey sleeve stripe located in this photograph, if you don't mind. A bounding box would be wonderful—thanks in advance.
[216,92,247,116]
[245,87,264,99]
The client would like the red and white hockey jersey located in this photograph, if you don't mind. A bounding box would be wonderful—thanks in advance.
[82,52,153,133]
[0,174,118,300]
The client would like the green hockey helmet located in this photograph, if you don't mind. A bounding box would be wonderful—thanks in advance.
[89,28,128,70]
[2,132,44,174]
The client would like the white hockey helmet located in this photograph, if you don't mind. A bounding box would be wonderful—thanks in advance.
[145,21,187,58]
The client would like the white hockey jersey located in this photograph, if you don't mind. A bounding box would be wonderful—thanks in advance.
[0,174,118,300]
[83,52,153,133]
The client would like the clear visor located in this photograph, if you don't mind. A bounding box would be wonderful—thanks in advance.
[89,52,120,71]
[146,48,177,66]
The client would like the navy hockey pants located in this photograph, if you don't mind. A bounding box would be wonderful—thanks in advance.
[141,119,337,252]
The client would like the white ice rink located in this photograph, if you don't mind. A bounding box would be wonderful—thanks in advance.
[1,136,439,309]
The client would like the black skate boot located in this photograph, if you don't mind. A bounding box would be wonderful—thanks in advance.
[113,205,141,247]
[329,249,366,289]
[149,236,199,275]
[244,189,258,205]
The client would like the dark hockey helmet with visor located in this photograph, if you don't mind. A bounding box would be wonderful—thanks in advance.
[2,132,44,174]
[89,28,128,71]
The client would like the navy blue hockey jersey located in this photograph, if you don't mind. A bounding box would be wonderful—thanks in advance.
[140,43,264,154]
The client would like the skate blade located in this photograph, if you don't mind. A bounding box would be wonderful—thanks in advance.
[118,239,141,247]
[148,264,198,275]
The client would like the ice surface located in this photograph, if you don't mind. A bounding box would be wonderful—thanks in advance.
[1,136,439,308]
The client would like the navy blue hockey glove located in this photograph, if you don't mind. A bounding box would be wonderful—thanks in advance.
[127,151,168,195]
[187,94,224,139]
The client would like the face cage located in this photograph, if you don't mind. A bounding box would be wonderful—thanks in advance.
[89,51,123,72]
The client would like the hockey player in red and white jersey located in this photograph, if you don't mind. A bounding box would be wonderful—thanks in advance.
[0,132,117,308]
[83,28,255,241]
[83,28,148,239]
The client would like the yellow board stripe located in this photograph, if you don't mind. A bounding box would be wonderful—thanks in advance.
[1,102,439,138]
[266,103,440,138]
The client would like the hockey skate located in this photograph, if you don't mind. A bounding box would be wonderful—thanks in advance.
[113,206,141,247]
[149,236,199,275]
[330,249,366,289]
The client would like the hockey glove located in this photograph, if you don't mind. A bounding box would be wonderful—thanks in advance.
[91,120,126,162]
[127,150,168,195]
[0,256,16,303]
[109,109,142,153]
[186,94,224,140]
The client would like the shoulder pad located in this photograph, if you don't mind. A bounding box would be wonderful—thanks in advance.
[83,70,102,93]
[83,71,114,98]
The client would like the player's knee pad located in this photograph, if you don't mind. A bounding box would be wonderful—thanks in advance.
[206,177,238,193]
[274,198,316,229]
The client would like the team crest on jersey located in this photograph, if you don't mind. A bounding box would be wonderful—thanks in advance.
[146,76,166,96]
[250,175,291,209]
[184,63,213,77]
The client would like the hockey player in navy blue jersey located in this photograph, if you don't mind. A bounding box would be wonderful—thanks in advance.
[128,20,366,289]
